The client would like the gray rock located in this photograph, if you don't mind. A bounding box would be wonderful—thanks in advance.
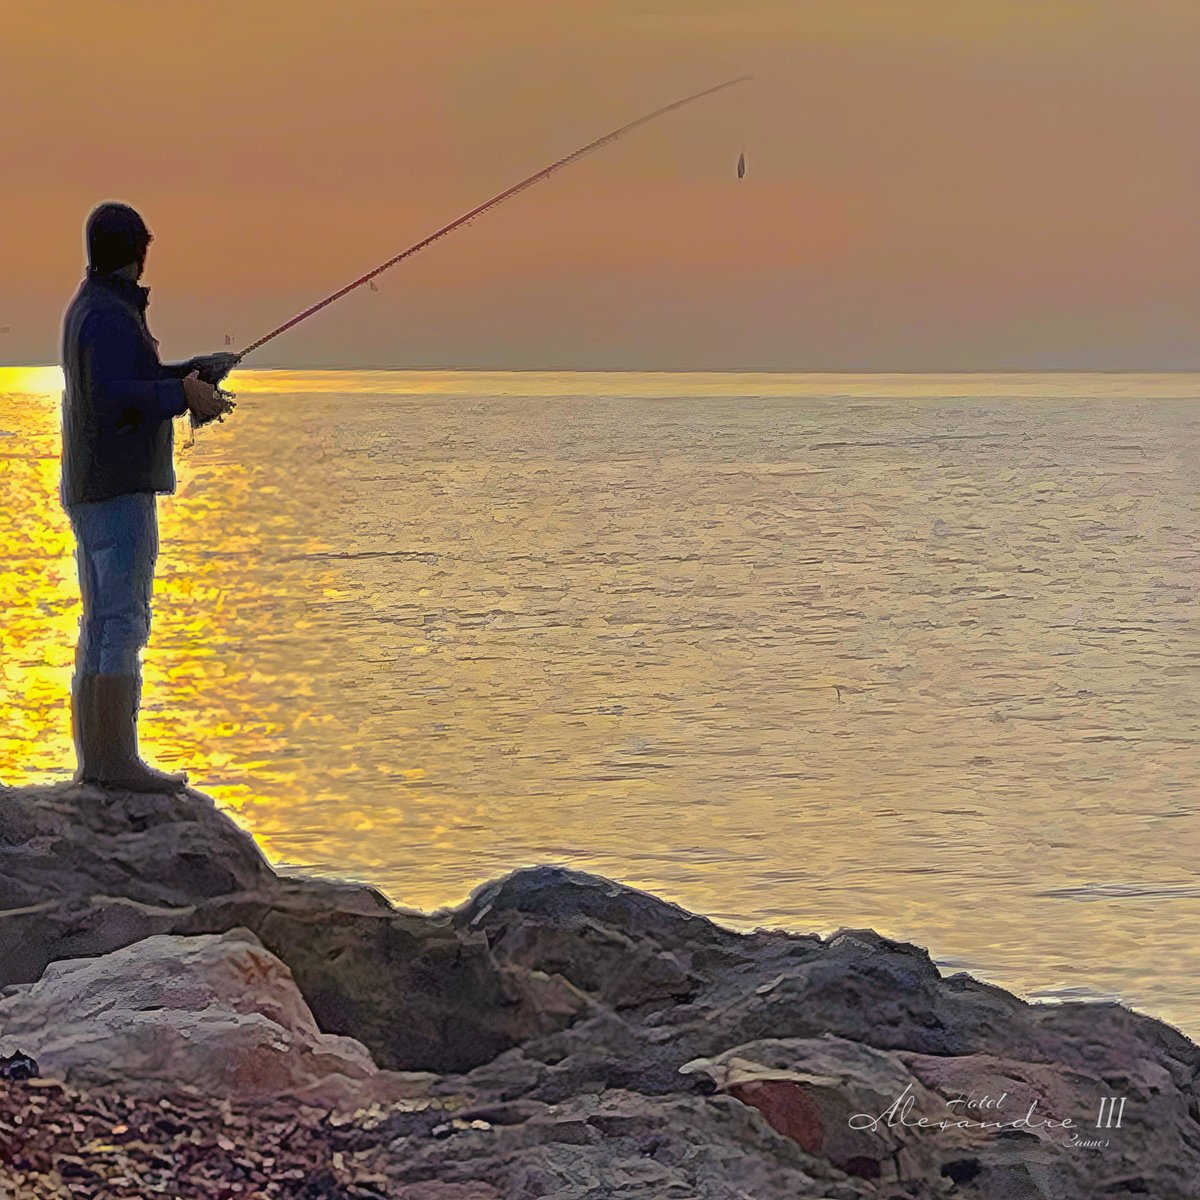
[385,1088,875,1200]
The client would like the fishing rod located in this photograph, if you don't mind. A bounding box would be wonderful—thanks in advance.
[192,74,751,414]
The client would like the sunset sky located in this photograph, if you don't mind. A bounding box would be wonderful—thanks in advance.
[2,0,1197,370]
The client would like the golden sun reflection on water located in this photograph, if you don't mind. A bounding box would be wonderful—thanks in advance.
[0,380,77,780]
[0,367,347,864]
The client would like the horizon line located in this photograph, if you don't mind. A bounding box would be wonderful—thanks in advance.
[4,363,1200,376]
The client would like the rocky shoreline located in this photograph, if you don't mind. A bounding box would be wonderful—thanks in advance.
[1,783,1198,1198]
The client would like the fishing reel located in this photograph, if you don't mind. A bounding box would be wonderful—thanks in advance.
[187,352,240,429]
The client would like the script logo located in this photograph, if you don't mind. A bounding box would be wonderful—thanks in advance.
[846,1082,1117,1148]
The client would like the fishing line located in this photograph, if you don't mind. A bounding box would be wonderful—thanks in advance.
[217,76,753,371]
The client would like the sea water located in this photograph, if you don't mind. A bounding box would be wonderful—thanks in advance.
[1,369,1197,1033]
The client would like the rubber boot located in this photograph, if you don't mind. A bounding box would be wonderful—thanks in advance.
[91,674,188,793]
[71,673,99,784]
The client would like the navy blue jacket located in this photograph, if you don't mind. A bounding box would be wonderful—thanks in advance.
[60,271,191,507]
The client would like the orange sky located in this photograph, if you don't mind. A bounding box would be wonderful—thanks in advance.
[2,0,1197,369]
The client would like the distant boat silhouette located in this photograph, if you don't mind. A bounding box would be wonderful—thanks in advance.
[737,151,745,180]
[369,280,378,292]
[224,333,234,345]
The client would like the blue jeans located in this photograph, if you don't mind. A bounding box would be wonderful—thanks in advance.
[68,492,159,678]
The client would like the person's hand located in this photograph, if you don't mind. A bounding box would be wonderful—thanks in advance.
[182,370,235,423]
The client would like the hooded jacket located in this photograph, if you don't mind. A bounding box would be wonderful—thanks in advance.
[60,271,191,507]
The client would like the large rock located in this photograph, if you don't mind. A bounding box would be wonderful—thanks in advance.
[382,1087,874,1200]
[0,783,272,910]
[0,927,428,1107]
[0,784,586,1072]
[680,1036,972,1182]
[455,867,1050,1067]
[453,865,754,1011]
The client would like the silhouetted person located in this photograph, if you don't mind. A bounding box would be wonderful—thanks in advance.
[61,202,237,791]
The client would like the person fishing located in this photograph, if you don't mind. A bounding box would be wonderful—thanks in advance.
[61,202,237,792]
[53,82,745,793]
